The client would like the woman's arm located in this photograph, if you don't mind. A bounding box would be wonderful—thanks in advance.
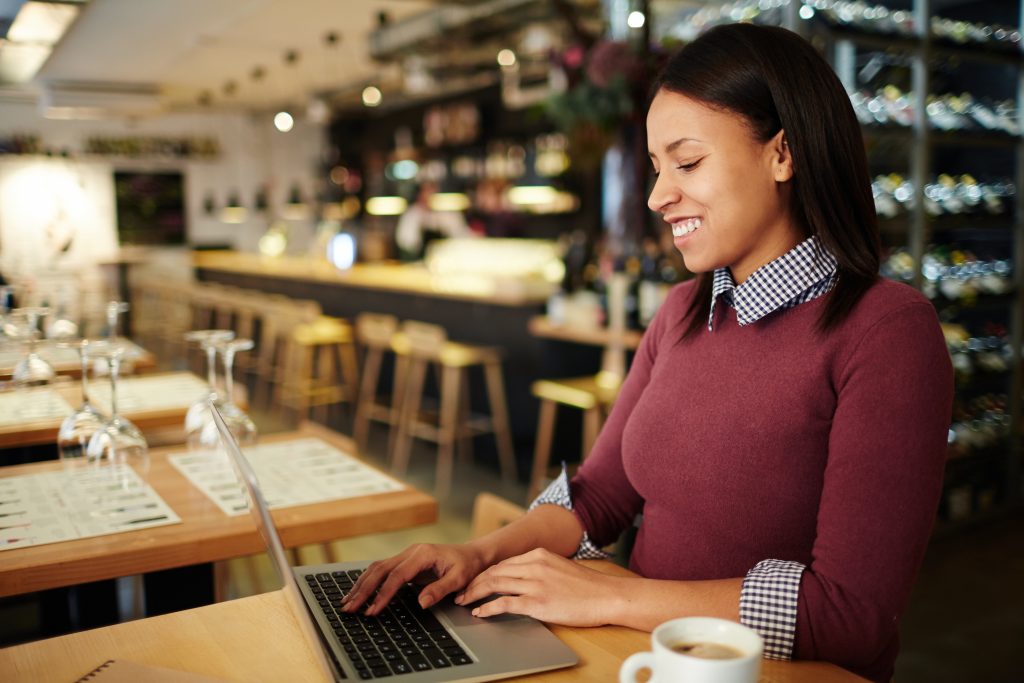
[459,548,742,629]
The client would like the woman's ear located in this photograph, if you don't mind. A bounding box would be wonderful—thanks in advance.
[770,129,794,183]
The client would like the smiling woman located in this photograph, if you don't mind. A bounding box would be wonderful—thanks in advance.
[338,24,953,683]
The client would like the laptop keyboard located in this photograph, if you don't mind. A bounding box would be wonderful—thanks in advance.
[305,569,474,679]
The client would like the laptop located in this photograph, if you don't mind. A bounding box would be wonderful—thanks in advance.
[209,403,579,682]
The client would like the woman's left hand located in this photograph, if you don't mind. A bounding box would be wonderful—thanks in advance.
[453,548,622,627]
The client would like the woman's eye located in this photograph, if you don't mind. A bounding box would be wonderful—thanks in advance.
[676,159,702,172]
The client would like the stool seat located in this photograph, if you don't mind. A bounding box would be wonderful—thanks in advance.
[526,372,622,503]
[279,315,359,420]
[531,373,620,411]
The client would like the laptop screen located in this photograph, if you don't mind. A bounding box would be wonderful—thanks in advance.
[209,401,339,680]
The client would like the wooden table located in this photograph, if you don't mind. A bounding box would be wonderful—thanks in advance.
[0,371,235,450]
[0,423,437,598]
[0,338,156,380]
[0,561,866,682]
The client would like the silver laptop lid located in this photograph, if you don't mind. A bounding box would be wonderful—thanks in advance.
[209,400,339,681]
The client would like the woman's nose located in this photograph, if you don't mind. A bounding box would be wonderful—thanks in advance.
[647,173,677,213]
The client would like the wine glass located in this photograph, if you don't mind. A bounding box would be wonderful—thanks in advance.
[213,337,257,446]
[56,339,107,467]
[183,329,235,449]
[85,343,148,479]
[10,308,56,386]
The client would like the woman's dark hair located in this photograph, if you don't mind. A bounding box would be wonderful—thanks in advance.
[653,23,880,337]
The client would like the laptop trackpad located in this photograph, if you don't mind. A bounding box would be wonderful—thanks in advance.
[440,595,533,627]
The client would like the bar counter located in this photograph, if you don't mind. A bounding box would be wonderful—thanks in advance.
[192,251,554,307]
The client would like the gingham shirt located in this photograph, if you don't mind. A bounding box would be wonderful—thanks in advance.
[532,235,838,661]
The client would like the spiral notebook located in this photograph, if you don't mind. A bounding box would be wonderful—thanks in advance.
[74,659,225,682]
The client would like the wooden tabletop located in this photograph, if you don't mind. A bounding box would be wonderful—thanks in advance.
[0,423,437,597]
[0,371,236,450]
[528,316,644,351]
[0,338,156,380]
[0,561,866,683]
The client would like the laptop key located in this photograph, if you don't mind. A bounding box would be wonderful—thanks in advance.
[371,666,392,677]
[426,653,450,669]
[400,646,419,657]
[442,646,466,658]
[406,655,431,672]
[414,610,446,633]
[451,655,472,666]
[390,659,412,675]
[358,671,372,680]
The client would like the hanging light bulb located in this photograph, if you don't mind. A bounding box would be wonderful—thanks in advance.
[274,111,294,132]
[362,86,382,107]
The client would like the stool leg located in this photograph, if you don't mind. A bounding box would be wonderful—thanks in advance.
[339,340,360,417]
[354,347,382,454]
[387,354,409,465]
[457,369,473,463]
[436,365,462,499]
[483,361,517,483]
[392,357,426,478]
[528,399,557,503]
[582,407,602,461]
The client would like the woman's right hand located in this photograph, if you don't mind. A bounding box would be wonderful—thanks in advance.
[340,543,488,617]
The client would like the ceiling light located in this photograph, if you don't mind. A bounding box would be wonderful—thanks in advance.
[365,196,407,216]
[799,5,815,19]
[220,192,248,224]
[7,1,80,44]
[274,111,294,132]
[362,86,382,107]
[429,193,471,212]
[497,49,517,68]
[627,11,646,29]
[307,97,330,124]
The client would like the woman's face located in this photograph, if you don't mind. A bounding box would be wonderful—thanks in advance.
[647,89,799,284]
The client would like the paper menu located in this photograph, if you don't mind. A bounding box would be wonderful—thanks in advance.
[0,388,73,427]
[90,373,209,414]
[168,437,405,517]
[0,465,181,552]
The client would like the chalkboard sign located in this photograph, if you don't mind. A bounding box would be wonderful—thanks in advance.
[114,171,187,245]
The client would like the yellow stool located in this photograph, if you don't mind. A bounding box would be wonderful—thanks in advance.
[279,315,360,421]
[526,371,621,503]
[391,320,516,498]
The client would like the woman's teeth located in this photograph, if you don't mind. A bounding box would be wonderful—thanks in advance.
[671,217,702,237]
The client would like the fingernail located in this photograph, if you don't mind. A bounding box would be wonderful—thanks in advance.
[471,608,480,617]
[418,594,431,609]
[453,594,463,605]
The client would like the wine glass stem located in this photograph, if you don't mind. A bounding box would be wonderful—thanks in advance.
[205,345,217,394]
[108,356,121,418]
[79,348,90,406]
[224,349,236,404]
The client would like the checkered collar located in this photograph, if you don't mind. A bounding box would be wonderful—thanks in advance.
[708,236,838,331]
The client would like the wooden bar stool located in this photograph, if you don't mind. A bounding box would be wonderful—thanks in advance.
[279,315,360,421]
[352,313,405,457]
[526,371,622,503]
[390,320,516,498]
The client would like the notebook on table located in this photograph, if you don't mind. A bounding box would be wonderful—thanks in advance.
[209,403,578,682]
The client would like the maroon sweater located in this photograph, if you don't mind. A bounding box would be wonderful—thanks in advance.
[569,277,953,682]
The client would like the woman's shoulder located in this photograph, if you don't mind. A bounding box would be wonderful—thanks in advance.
[841,277,942,341]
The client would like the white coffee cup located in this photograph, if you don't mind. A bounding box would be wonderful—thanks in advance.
[619,617,763,683]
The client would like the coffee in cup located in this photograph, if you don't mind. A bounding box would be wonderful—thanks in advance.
[619,617,763,683]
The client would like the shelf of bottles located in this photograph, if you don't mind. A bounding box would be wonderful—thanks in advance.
[655,0,1023,531]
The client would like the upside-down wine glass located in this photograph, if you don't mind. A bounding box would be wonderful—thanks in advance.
[85,343,149,480]
[183,329,235,449]
[213,337,257,446]
[11,308,55,386]
[57,339,107,467]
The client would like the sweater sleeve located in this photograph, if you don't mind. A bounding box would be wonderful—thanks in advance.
[566,283,689,547]
[792,300,953,674]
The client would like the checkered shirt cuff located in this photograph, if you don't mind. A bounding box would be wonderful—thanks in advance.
[739,559,805,660]
[529,464,611,560]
